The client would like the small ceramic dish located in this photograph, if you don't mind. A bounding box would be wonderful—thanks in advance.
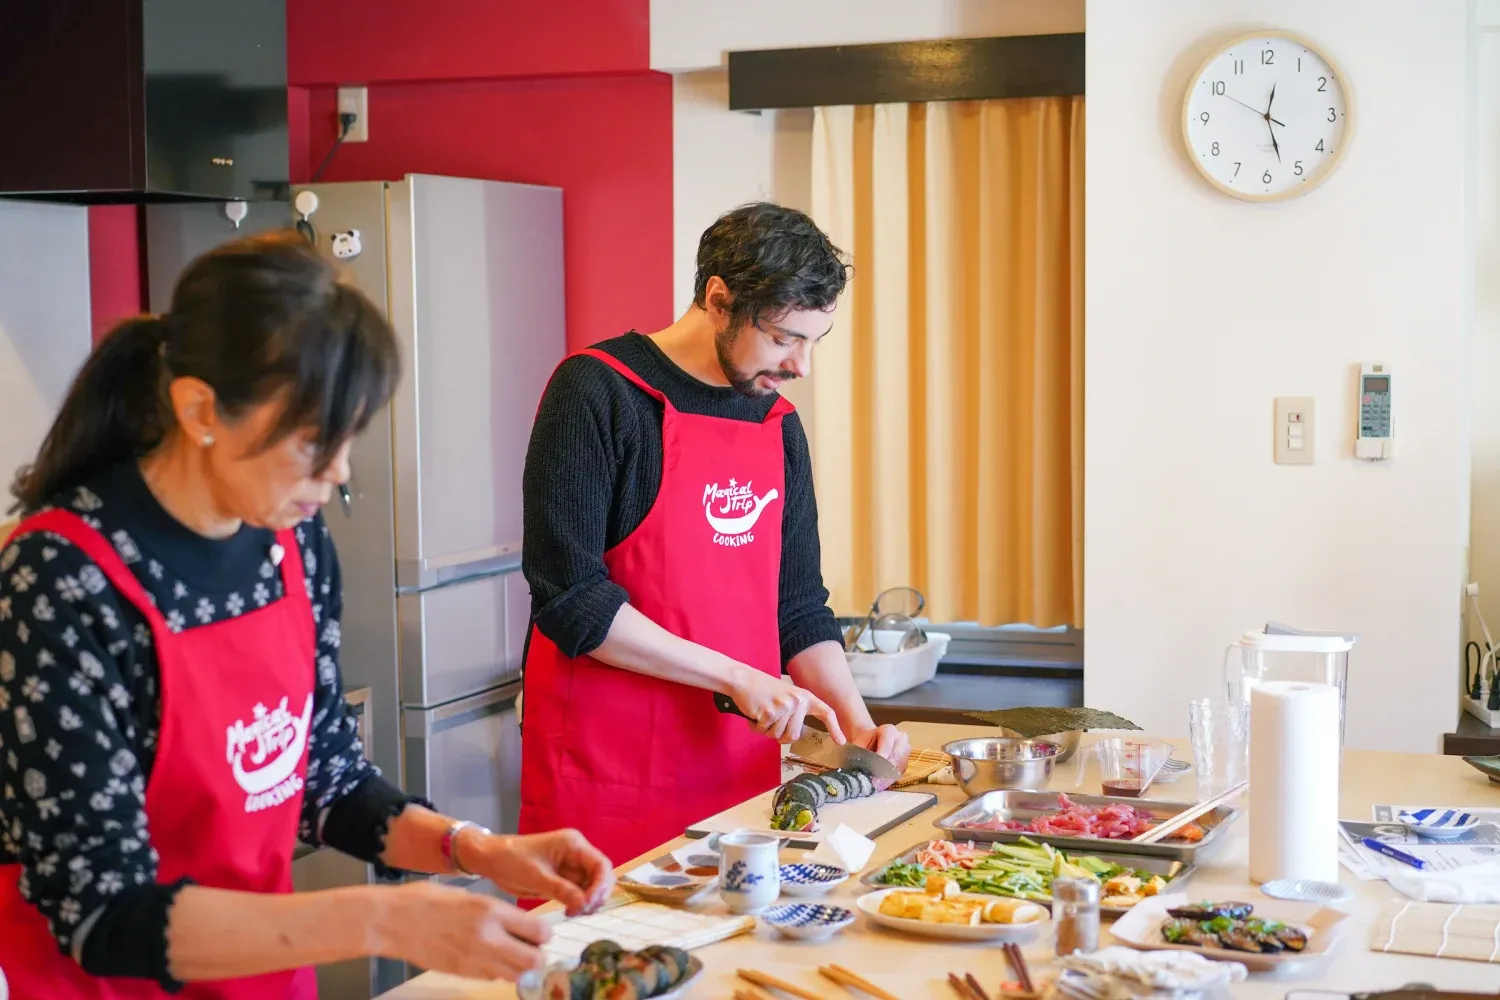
[778,863,849,897]
[1399,807,1480,839]
[1462,753,1500,785]
[760,903,856,942]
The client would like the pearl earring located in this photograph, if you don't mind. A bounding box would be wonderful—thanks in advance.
[201,435,215,447]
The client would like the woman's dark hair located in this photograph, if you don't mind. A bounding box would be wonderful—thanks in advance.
[11,230,401,513]
[692,202,852,330]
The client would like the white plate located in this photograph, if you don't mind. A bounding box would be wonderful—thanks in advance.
[518,954,705,1000]
[1109,893,1347,972]
[854,888,1049,942]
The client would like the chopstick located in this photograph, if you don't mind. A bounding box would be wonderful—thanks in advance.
[963,973,993,1000]
[1001,944,1035,995]
[947,973,983,1000]
[736,986,778,1000]
[1131,780,1248,845]
[819,965,902,1000]
[738,969,829,1000]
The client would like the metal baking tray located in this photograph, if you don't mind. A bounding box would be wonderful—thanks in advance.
[858,838,1197,916]
[930,790,1239,862]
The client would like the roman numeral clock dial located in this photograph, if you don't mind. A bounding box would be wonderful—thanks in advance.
[1183,31,1354,201]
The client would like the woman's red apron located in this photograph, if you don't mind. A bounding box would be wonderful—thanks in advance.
[519,349,789,869]
[0,510,318,1000]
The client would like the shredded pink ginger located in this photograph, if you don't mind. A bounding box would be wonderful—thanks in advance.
[955,793,1155,840]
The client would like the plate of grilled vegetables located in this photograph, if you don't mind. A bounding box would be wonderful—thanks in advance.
[1109,895,1347,971]
[523,940,702,1000]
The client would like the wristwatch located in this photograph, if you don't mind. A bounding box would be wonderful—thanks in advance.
[441,819,491,876]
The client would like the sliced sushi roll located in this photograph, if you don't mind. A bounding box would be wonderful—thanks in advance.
[792,773,828,806]
[581,941,623,966]
[854,771,874,798]
[821,774,847,802]
[616,954,661,996]
[641,946,685,988]
[838,770,863,799]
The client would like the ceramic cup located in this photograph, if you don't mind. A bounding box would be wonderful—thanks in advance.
[716,830,781,914]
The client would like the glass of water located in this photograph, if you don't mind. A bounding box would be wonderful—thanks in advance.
[1188,697,1248,799]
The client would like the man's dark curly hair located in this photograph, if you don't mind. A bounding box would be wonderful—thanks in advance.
[692,203,852,330]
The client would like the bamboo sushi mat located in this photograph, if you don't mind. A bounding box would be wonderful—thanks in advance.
[538,901,755,962]
[1370,899,1500,963]
[788,747,950,788]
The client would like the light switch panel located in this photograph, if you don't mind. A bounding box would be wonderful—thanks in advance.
[1274,397,1315,465]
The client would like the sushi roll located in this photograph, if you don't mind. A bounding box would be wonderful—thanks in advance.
[581,941,623,966]
[820,774,846,802]
[854,771,874,798]
[616,955,661,996]
[604,967,650,1000]
[641,946,684,988]
[792,774,828,806]
[543,966,579,1000]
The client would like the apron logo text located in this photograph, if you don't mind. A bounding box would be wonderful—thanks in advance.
[702,479,779,546]
[225,693,313,813]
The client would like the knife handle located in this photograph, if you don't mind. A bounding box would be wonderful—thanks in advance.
[714,693,751,719]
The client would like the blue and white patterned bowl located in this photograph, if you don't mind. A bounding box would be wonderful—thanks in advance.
[1399,808,1479,840]
[778,863,849,897]
[760,903,856,941]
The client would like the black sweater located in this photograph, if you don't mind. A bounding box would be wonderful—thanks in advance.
[0,462,420,989]
[522,332,842,664]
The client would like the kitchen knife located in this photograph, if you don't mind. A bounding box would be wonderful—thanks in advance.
[790,729,903,788]
[714,694,904,788]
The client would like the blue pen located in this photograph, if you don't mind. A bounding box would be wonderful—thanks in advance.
[1361,837,1429,871]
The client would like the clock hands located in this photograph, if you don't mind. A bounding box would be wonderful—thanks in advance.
[1222,93,1285,127]
[1265,83,1277,117]
[1265,119,1281,162]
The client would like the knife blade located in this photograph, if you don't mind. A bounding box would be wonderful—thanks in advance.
[790,729,903,788]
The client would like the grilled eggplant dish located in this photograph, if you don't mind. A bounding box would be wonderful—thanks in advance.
[1160,901,1309,955]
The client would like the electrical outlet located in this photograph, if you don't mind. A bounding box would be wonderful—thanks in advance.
[336,86,369,143]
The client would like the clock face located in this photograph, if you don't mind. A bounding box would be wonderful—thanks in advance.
[1184,33,1352,201]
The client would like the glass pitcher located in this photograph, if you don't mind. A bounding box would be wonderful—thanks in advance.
[1223,629,1354,745]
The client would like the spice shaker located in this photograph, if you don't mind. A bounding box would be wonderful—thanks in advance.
[1052,876,1100,956]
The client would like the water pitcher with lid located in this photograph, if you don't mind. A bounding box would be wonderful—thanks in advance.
[1224,629,1354,745]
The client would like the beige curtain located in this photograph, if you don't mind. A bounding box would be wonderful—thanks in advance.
[809,97,1084,628]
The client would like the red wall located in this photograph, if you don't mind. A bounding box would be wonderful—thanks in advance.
[87,206,145,343]
[293,73,673,350]
[87,0,674,353]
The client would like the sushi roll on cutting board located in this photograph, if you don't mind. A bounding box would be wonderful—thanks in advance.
[771,766,877,832]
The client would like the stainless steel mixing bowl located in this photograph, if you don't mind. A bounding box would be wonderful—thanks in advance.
[942,737,1064,796]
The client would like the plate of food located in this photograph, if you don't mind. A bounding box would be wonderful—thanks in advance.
[1108,894,1348,972]
[862,837,1193,914]
[932,791,1238,861]
[521,940,703,1000]
[855,877,1050,942]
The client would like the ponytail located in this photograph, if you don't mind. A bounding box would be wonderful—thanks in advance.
[10,315,169,513]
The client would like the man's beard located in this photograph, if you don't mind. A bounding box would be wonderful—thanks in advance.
[715,325,796,398]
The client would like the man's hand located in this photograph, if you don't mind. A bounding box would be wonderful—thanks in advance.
[851,724,912,773]
[728,668,846,744]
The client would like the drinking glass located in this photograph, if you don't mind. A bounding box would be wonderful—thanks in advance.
[1188,697,1248,799]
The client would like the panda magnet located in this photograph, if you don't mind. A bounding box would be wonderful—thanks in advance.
[331,230,363,260]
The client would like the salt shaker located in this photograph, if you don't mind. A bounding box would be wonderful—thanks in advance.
[1052,877,1100,956]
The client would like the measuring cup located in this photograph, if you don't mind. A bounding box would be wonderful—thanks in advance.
[1074,738,1175,797]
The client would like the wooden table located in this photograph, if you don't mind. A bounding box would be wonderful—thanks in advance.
[379,722,1500,999]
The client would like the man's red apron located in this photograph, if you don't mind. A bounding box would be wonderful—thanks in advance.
[519,349,790,869]
[0,510,318,1000]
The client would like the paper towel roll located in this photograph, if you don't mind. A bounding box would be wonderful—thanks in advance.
[1248,681,1341,885]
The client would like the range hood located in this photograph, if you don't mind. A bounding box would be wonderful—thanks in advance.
[0,0,289,205]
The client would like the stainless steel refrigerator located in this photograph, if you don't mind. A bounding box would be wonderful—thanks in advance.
[145,175,565,996]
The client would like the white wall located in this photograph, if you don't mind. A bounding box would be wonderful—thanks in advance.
[1085,0,1471,752]
[662,0,1084,416]
[1467,11,1500,687]
[0,201,93,498]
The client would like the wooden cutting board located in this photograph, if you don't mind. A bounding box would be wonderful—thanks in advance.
[684,787,938,850]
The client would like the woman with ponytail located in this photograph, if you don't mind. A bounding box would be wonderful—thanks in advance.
[0,232,610,999]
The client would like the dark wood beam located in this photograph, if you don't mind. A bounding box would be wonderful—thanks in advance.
[728,33,1084,112]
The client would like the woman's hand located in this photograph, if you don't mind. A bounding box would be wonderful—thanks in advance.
[374,881,551,981]
[851,723,912,773]
[729,667,846,744]
[461,829,615,916]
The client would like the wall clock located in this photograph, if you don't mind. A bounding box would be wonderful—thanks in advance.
[1182,31,1354,202]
